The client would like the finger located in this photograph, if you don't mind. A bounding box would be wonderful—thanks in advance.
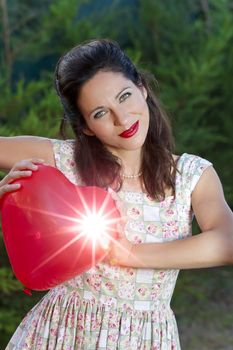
[12,161,37,171]
[12,159,45,171]
[0,183,21,198]
[116,222,125,239]
[5,170,33,183]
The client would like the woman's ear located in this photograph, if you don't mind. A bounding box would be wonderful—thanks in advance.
[82,126,95,136]
[142,86,148,100]
[138,84,148,100]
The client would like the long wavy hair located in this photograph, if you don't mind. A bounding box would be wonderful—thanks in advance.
[54,39,177,200]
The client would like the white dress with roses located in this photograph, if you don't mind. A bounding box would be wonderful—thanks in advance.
[6,139,212,350]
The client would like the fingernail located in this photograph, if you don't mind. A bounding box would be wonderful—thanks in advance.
[13,183,21,188]
[32,165,38,170]
[8,183,21,190]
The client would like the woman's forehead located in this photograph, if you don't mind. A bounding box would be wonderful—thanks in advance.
[83,71,133,91]
[77,71,135,111]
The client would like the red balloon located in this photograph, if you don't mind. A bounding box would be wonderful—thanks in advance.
[0,165,119,290]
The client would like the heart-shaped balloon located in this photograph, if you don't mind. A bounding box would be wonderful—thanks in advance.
[0,165,119,290]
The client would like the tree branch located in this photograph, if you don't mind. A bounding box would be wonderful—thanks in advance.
[200,0,212,34]
[0,0,12,86]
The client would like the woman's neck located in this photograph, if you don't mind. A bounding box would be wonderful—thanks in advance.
[108,147,142,176]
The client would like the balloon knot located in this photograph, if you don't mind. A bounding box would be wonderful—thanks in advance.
[23,288,32,296]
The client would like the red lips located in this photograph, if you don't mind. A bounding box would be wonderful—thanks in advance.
[119,121,139,138]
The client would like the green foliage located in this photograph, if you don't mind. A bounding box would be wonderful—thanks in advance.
[13,0,98,60]
[0,308,21,346]
[0,77,61,137]
[0,268,21,294]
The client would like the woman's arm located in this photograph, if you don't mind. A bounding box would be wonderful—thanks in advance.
[109,166,233,269]
[0,136,55,170]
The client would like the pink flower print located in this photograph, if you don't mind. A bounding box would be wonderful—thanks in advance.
[66,158,75,167]
[35,338,43,347]
[109,321,117,329]
[98,262,119,279]
[86,274,102,292]
[163,229,176,239]
[128,207,141,219]
[56,284,69,293]
[78,312,84,322]
[108,334,118,342]
[146,193,154,202]
[152,346,160,350]
[118,281,135,299]
[132,235,143,244]
[166,209,174,215]
[147,224,157,234]
[138,287,147,297]
[78,324,84,331]
[91,314,100,330]
[172,341,177,350]
[162,221,178,238]
[159,271,166,278]
[108,312,118,328]
[160,197,174,207]
[105,281,114,291]
[107,297,117,308]
[151,283,162,300]
[125,268,135,278]
[118,300,133,312]
[76,336,83,346]
[165,221,176,227]
[129,220,145,233]
[50,327,58,337]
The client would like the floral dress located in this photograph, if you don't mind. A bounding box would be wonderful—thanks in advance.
[6,139,212,350]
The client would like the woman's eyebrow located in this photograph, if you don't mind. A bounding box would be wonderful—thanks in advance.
[90,105,105,116]
[115,87,130,100]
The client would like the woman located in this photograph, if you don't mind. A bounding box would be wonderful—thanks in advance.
[0,39,233,350]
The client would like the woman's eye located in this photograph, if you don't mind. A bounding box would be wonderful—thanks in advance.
[94,110,106,119]
[119,92,131,102]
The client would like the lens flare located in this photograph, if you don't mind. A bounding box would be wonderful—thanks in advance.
[80,213,107,239]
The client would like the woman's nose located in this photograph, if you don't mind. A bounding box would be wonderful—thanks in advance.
[113,107,129,126]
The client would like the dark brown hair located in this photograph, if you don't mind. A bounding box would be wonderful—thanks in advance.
[54,39,176,200]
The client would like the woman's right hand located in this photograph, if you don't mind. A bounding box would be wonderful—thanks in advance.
[0,158,45,199]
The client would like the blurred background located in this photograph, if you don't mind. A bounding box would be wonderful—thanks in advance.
[0,0,232,348]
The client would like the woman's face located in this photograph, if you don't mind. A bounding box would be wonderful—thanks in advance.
[77,71,150,157]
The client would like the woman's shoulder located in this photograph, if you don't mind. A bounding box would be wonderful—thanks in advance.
[174,152,212,169]
[174,152,213,193]
[50,138,75,152]
[50,138,76,162]
[49,139,78,182]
